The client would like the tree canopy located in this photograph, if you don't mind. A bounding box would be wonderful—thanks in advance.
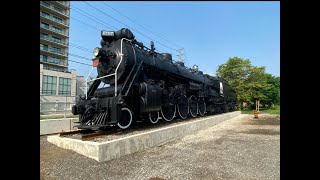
[216,57,280,108]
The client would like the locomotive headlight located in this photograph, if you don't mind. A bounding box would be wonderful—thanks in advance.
[93,47,100,57]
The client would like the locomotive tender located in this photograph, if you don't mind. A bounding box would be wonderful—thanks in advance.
[72,28,237,130]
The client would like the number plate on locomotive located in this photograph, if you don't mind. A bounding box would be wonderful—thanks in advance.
[102,31,115,37]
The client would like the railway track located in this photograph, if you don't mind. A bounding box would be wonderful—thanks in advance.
[59,129,119,141]
[58,112,226,141]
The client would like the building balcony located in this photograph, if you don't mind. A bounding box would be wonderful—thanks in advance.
[40,46,68,57]
[40,13,69,28]
[40,35,68,47]
[40,1,69,18]
[40,23,69,38]
[50,27,69,37]
[40,56,68,67]
[56,1,70,7]
[42,65,67,73]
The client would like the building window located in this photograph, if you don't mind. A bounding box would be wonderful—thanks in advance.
[59,78,71,96]
[58,1,65,5]
[40,33,49,40]
[41,11,50,18]
[42,75,57,95]
[53,6,64,14]
[49,57,61,65]
[40,55,47,62]
[40,44,48,51]
[40,22,49,29]
[52,26,62,33]
[41,1,50,7]
[51,36,61,44]
[51,47,62,54]
[52,16,62,23]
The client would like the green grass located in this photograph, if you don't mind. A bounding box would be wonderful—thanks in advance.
[40,115,79,120]
[241,105,280,115]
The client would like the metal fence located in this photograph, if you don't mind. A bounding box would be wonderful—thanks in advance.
[40,95,77,115]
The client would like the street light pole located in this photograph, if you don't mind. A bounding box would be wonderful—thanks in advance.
[64,95,67,119]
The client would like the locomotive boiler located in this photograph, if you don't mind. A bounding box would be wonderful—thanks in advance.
[72,28,237,130]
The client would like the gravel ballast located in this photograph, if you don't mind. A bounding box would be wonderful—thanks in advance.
[40,113,280,180]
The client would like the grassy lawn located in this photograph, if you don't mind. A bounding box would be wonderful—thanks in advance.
[40,115,79,120]
[241,105,280,115]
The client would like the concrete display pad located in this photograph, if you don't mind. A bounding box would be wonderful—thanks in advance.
[40,118,78,135]
[47,111,241,162]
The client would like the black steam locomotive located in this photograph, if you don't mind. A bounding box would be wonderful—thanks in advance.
[72,28,237,130]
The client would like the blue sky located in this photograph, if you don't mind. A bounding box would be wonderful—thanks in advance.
[68,1,280,78]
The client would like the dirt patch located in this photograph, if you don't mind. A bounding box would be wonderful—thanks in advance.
[242,129,280,135]
[242,114,280,126]
[244,119,280,126]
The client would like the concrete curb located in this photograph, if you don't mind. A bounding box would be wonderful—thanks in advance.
[40,118,78,135]
[47,111,241,162]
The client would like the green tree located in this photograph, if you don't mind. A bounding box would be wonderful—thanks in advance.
[216,57,251,108]
[264,74,280,105]
[217,57,279,109]
[246,66,272,105]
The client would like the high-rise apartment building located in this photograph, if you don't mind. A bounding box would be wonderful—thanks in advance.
[40,1,78,114]
[40,1,70,72]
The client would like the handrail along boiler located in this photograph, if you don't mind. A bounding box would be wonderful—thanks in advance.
[72,28,237,130]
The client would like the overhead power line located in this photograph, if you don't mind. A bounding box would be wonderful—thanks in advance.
[70,16,100,31]
[70,14,169,54]
[69,43,93,53]
[71,5,118,30]
[68,53,92,61]
[83,2,178,53]
[102,2,183,49]
[69,4,182,56]
[71,4,149,48]
[68,59,92,66]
